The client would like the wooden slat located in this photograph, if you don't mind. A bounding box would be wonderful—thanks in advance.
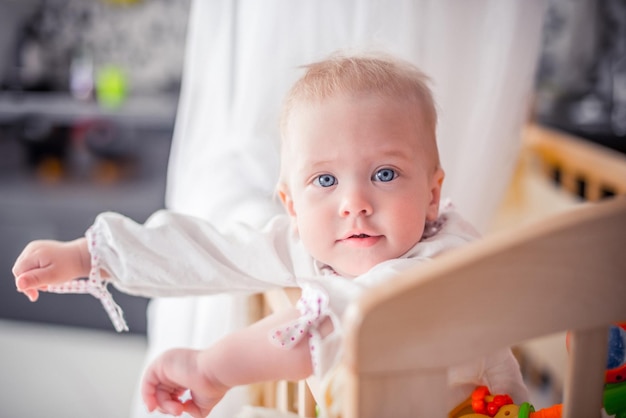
[524,124,626,200]
[297,380,317,417]
[259,287,315,414]
[563,326,610,418]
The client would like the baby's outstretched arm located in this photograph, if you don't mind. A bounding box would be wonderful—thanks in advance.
[142,307,330,417]
[12,238,90,302]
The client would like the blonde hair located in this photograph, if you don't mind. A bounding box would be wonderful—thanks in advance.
[280,53,440,175]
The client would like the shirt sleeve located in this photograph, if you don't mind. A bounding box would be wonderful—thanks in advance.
[89,210,309,297]
[270,276,366,376]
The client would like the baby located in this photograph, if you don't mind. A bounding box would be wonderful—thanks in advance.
[12,53,528,417]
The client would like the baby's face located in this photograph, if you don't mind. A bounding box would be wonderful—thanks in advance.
[279,93,443,277]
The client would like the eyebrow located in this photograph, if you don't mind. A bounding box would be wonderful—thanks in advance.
[372,146,417,164]
[297,158,336,175]
[301,147,415,172]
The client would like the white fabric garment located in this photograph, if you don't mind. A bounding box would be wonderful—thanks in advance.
[137,1,547,417]
[93,207,476,300]
[88,205,528,409]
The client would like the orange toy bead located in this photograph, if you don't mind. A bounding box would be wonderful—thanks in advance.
[472,399,487,415]
[530,404,563,418]
[493,394,513,407]
[486,402,499,416]
[471,386,491,414]
[472,386,491,400]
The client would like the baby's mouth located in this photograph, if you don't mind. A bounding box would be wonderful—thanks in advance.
[339,233,382,247]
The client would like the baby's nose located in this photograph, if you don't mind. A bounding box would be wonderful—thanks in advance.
[339,188,373,217]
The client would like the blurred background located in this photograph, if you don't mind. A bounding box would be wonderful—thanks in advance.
[0,0,624,417]
[0,0,189,416]
[0,0,190,333]
[534,0,626,155]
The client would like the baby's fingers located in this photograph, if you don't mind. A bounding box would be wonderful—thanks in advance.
[15,270,50,293]
[15,271,51,302]
[12,246,44,278]
[182,400,206,418]
[12,239,88,287]
[142,374,187,416]
[155,389,185,416]
[21,287,41,302]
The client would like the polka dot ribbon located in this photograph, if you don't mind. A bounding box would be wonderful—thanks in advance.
[270,287,328,374]
[47,229,129,333]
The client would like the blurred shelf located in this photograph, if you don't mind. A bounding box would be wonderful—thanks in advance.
[0,125,172,334]
[0,92,178,130]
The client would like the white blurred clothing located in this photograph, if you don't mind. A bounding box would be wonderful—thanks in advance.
[131,1,546,417]
[91,206,526,410]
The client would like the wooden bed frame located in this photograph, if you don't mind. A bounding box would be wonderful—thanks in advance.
[523,123,626,200]
[255,123,626,417]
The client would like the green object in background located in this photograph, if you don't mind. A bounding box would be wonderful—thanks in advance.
[96,65,127,109]
[604,382,626,418]
[517,402,534,418]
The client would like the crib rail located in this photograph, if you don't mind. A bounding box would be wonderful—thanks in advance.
[524,123,626,200]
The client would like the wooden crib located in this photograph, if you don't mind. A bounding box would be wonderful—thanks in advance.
[523,123,626,201]
[252,123,626,418]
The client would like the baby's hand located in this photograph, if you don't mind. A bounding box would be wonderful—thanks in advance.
[12,238,90,302]
[142,348,229,418]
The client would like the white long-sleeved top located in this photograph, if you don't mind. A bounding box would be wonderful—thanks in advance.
[81,203,528,409]
[94,205,474,298]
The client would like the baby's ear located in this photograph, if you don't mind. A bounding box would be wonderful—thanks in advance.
[278,184,299,234]
[426,167,445,221]
[277,183,296,217]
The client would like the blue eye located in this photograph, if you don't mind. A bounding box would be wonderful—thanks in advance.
[374,168,397,182]
[315,174,337,187]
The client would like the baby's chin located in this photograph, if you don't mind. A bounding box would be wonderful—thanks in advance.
[332,259,387,278]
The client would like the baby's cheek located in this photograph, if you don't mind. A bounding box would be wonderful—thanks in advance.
[396,215,426,249]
